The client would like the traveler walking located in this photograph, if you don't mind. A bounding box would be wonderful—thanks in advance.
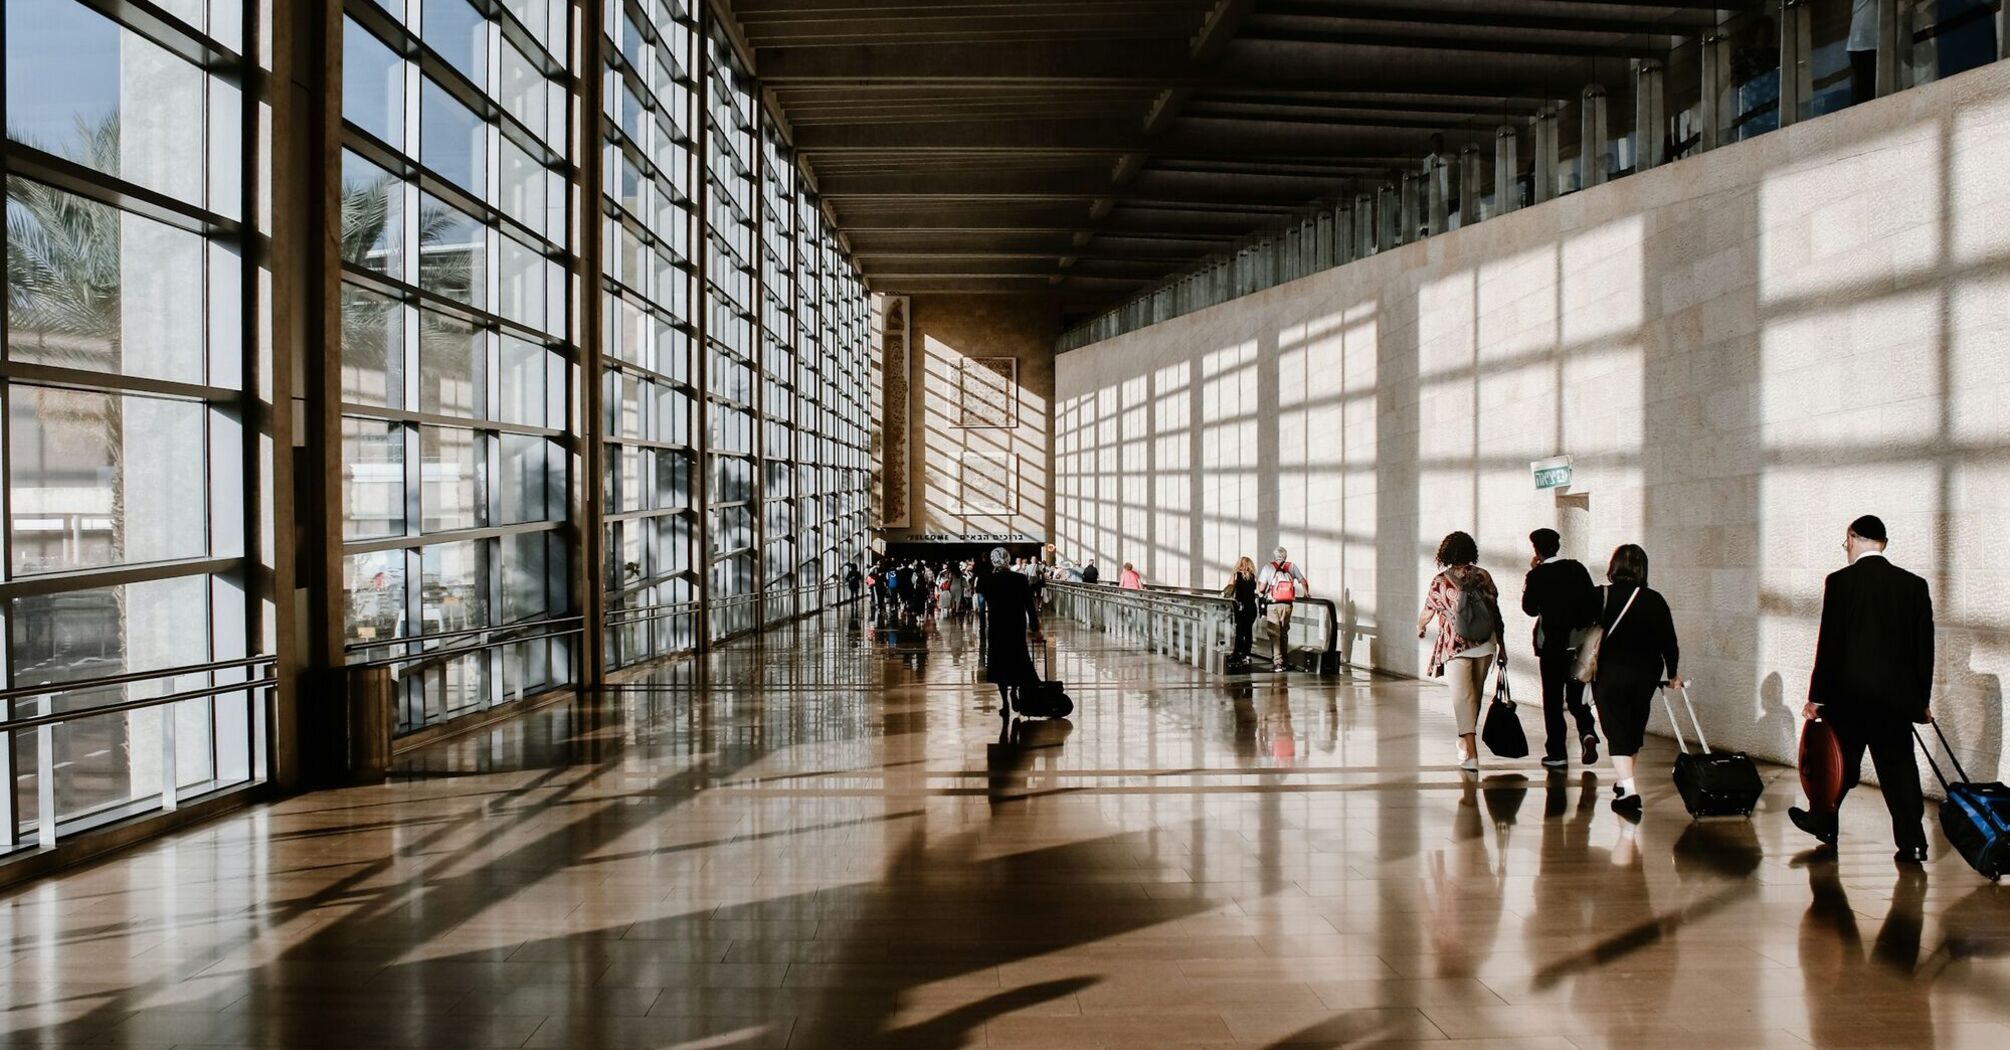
[1222,556,1261,670]
[1258,547,1310,672]
[844,562,863,604]
[976,547,1042,717]
[1417,532,1505,774]
[1118,562,1144,590]
[945,565,967,617]
[1588,544,1683,815]
[1081,560,1100,584]
[1522,528,1602,769]
[1789,515,1935,864]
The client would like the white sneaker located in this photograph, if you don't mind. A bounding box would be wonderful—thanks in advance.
[1455,744,1478,774]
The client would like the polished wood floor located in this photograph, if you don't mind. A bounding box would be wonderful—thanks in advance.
[4,609,2008,1048]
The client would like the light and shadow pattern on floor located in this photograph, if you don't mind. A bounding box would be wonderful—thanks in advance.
[4,608,2009,1048]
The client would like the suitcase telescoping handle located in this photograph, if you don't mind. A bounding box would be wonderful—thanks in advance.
[1911,719,1968,791]
[1657,682,1709,754]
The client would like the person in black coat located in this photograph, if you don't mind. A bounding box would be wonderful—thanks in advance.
[1081,560,1100,585]
[1791,515,1935,863]
[1590,544,1683,815]
[1522,529,1602,769]
[976,547,1041,716]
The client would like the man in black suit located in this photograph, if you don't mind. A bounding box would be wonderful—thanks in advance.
[1791,515,1936,865]
[1522,528,1601,770]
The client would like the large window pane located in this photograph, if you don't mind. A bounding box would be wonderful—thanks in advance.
[6,0,205,204]
[420,425,484,532]
[418,309,485,418]
[9,575,210,829]
[340,152,404,278]
[344,550,407,646]
[341,16,405,147]
[419,194,487,307]
[498,433,556,525]
[9,387,208,575]
[340,285,405,408]
[5,178,206,384]
[423,0,488,90]
[420,540,488,634]
[421,78,485,195]
[342,417,405,540]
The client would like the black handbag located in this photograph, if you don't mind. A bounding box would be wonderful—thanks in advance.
[1481,665,1529,759]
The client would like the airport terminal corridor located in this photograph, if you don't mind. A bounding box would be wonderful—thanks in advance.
[5,611,2009,1049]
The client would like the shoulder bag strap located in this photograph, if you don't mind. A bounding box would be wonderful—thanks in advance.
[1606,585,1641,637]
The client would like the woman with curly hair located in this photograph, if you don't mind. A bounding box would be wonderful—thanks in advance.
[1417,531,1506,773]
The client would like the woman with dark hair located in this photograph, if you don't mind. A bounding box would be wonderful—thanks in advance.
[1417,531,1506,773]
[1592,543,1683,814]
[977,547,1042,717]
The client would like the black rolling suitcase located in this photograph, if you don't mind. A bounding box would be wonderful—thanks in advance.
[1662,684,1765,818]
[1916,722,2010,881]
[1015,644,1073,719]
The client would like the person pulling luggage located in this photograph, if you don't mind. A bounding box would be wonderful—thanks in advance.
[1789,515,1935,865]
[1585,544,1682,816]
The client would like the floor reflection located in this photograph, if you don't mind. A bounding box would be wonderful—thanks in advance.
[7,611,2010,1048]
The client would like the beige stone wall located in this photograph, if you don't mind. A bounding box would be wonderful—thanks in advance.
[1057,62,2010,778]
[884,295,1060,545]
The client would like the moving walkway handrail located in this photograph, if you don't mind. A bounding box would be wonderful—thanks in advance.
[1049,581,1342,671]
[1142,584,1342,661]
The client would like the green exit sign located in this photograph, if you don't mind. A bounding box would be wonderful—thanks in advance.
[1532,457,1573,491]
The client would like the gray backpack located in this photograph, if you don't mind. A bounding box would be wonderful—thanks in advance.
[1449,571,1498,642]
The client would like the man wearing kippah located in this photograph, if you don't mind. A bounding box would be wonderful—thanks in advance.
[1790,514,1937,865]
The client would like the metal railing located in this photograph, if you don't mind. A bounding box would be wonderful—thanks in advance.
[1046,582,1343,674]
[1,655,276,853]
[345,615,587,668]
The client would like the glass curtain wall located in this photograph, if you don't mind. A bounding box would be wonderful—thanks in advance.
[337,0,577,734]
[2,0,256,839]
[702,26,759,643]
[759,122,797,627]
[601,0,699,667]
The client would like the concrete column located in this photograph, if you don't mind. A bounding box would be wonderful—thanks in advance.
[1700,24,1726,152]
[1353,194,1374,257]
[1336,203,1356,263]
[1493,125,1518,215]
[1397,173,1419,244]
[1376,184,1398,251]
[1426,155,1450,235]
[1458,145,1483,228]
[1634,60,1665,171]
[1875,0,1899,97]
[1531,107,1558,204]
[1779,0,1807,127]
[1580,85,1608,188]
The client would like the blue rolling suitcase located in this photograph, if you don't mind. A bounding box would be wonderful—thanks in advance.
[1916,722,2010,881]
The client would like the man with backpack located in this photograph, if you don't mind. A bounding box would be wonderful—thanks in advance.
[1522,528,1602,770]
[1257,547,1310,673]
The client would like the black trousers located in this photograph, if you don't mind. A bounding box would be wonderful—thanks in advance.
[1832,714,1928,852]
[1232,614,1256,660]
[1537,647,1598,759]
